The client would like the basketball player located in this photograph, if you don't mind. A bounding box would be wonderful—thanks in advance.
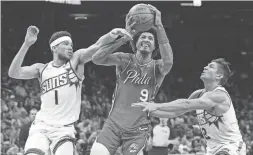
[8,25,132,155]
[90,5,173,155]
[132,58,246,155]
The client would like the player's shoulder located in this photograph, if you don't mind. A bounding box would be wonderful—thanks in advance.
[206,88,230,99]
[35,63,50,76]
[117,52,132,58]
[153,59,162,69]
[155,59,162,63]
[34,63,46,71]
[213,87,228,94]
[154,59,162,65]
[116,52,132,62]
[189,89,204,99]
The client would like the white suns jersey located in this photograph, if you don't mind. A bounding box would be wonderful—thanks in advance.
[196,86,243,152]
[35,61,84,126]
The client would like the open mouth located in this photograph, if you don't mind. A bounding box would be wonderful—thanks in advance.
[141,42,150,48]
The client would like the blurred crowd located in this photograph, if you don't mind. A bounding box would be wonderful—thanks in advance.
[1,61,253,155]
[2,1,253,155]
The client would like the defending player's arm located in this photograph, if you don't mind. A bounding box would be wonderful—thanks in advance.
[92,17,136,66]
[92,36,131,66]
[73,27,133,65]
[156,90,230,112]
[149,90,203,117]
[149,110,185,118]
[134,90,230,114]
[132,89,219,118]
[148,5,173,75]
[8,26,44,79]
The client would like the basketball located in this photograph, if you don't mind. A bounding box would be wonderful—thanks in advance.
[128,4,155,32]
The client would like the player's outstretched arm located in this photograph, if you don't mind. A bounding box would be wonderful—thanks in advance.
[92,35,130,66]
[132,89,230,113]
[8,26,44,79]
[148,5,173,76]
[92,17,136,66]
[150,110,186,118]
[154,90,229,113]
[73,27,133,65]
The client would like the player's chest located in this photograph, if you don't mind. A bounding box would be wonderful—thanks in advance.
[40,67,79,94]
[196,110,208,125]
[196,109,220,126]
[120,63,155,85]
[42,68,67,80]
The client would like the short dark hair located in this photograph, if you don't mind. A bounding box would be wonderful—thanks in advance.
[212,58,233,85]
[49,31,71,45]
[129,28,159,58]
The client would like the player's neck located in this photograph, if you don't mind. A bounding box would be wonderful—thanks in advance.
[135,51,152,65]
[52,58,67,67]
[203,82,220,92]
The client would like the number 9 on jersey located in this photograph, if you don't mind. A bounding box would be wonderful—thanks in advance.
[140,89,149,102]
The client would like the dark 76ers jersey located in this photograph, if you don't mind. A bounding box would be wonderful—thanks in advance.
[108,54,165,129]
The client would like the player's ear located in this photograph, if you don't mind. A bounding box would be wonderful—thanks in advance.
[51,46,57,53]
[216,73,223,81]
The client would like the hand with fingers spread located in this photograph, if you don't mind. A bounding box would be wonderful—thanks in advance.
[131,101,158,112]
[25,26,39,46]
[147,4,163,28]
[125,14,137,36]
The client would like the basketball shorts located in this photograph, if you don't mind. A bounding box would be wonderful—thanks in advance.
[96,119,151,155]
[24,120,76,155]
[207,141,246,155]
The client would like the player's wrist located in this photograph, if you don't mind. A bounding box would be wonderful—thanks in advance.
[23,40,33,47]
[109,30,119,39]
[121,37,129,44]
[155,24,164,29]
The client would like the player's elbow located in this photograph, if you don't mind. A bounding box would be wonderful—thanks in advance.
[8,69,18,78]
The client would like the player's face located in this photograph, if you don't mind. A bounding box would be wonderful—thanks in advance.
[136,32,155,54]
[55,40,73,61]
[200,62,222,82]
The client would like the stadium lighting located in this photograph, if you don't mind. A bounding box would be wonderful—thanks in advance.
[45,0,81,5]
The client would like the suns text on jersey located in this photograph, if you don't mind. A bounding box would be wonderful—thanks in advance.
[41,72,68,94]
[197,113,208,125]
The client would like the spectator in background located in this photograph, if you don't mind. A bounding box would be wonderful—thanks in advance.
[18,108,38,149]
[149,118,170,155]
[178,127,194,154]
[189,136,206,154]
